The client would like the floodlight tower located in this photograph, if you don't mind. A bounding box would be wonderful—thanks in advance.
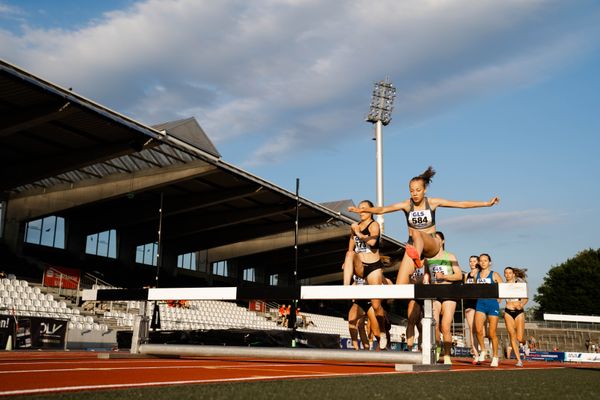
[366,79,396,234]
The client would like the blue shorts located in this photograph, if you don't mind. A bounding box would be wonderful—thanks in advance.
[475,299,500,317]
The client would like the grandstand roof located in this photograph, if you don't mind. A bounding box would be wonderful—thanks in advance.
[0,59,166,192]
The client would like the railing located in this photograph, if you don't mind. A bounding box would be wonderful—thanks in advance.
[80,272,114,290]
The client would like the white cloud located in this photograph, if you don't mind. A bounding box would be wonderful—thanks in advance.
[1,0,598,164]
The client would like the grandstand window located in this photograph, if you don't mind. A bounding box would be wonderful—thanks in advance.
[136,242,158,266]
[24,216,65,249]
[243,267,256,282]
[0,201,5,238]
[212,260,228,277]
[86,230,117,258]
[269,273,279,286]
[177,252,197,270]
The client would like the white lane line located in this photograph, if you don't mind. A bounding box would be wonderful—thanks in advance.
[0,362,334,374]
[0,371,401,396]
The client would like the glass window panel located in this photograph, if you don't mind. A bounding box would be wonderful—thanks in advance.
[25,219,42,244]
[190,253,197,271]
[40,217,56,247]
[97,230,110,257]
[85,234,98,255]
[136,246,144,264]
[108,230,117,258]
[55,217,65,249]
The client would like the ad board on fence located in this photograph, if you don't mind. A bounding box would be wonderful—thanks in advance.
[0,314,17,349]
[9,316,67,350]
[525,351,565,362]
[564,352,600,363]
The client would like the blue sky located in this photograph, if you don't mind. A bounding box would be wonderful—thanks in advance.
[2,0,600,306]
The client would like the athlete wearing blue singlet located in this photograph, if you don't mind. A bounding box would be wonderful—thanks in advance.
[474,253,503,367]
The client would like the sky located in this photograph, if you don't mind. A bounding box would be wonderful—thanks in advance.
[1,0,600,306]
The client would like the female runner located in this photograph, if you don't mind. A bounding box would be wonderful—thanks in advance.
[504,266,528,367]
[425,231,463,364]
[342,200,387,350]
[474,253,503,367]
[464,255,484,364]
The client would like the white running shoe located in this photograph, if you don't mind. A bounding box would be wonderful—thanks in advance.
[478,351,487,362]
[443,355,452,365]
[516,359,523,368]
[490,357,499,367]
[378,335,387,350]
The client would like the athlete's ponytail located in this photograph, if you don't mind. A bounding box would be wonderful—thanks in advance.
[411,166,436,187]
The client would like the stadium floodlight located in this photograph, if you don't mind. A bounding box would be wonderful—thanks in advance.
[366,79,396,235]
[366,79,396,126]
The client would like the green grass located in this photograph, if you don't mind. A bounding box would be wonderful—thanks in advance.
[12,368,600,400]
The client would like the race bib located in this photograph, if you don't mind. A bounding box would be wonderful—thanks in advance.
[408,209,432,228]
[353,236,371,253]
[430,264,447,275]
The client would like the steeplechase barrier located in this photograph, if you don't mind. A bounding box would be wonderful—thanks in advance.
[83,283,527,371]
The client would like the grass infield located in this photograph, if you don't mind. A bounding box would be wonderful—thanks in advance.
[10,367,600,400]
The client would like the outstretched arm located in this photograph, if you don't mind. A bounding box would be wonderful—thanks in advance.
[348,200,408,215]
[432,196,499,209]
[351,221,380,247]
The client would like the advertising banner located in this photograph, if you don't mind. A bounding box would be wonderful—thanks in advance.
[525,351,564,362]
[564,352,600,363]
[43,265,80,289]
[248,300,266,313]
[0,314,17,349]
[14,316,67,349]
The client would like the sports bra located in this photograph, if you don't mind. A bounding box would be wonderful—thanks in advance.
[353,220,380,253]
[404,197,436,230]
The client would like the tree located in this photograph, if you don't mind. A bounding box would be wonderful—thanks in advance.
[534,248,600,315]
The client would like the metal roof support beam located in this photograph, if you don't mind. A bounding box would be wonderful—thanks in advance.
[0,102,76,138]
[164,204,298,239]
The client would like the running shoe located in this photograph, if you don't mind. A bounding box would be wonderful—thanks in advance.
[443,355,452,365]
[490,357,499,367]
[478,350,486,362]
[405,245,422,268]
[378,335,387,351]
[516,359,523,368]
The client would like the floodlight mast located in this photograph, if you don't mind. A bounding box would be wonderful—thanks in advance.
[366,79,396,235]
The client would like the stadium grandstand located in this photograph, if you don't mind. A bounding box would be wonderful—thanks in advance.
[0,58,410,350]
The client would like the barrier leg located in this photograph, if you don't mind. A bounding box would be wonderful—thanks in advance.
[421,299,435,365]
[130,302,149,354]
[395,299,449,371]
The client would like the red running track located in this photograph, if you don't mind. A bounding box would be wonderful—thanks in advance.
[0,350,587,397]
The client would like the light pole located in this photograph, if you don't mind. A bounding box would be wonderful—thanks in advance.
[366,79,396,234]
